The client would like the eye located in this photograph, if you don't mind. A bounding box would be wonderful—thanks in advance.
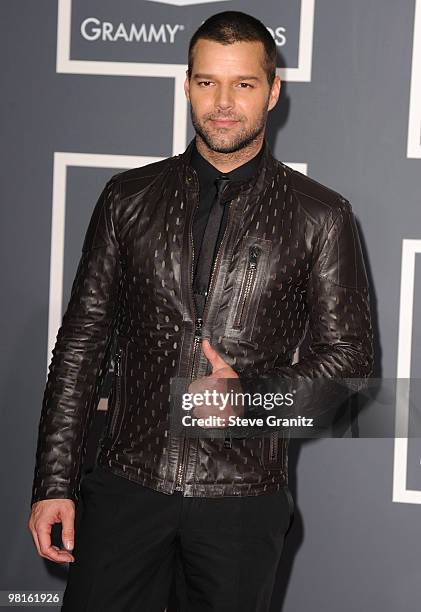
[238,82,254,88]
[198,81,213,87]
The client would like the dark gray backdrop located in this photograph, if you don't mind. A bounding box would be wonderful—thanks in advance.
[1,1,421,610]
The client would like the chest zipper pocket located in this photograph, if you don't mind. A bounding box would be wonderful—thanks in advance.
[232,245,261,330]
[225,237,271,342]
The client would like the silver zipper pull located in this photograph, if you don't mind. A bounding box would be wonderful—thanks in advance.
[249,245,261,267]
[115,349,122,376]
[195,318,203,337]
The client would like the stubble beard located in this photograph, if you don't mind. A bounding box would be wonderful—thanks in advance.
[190,105,268,154]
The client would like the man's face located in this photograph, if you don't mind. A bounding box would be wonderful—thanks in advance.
[184,39,281,154]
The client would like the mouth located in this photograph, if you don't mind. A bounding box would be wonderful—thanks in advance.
[209,118,239,128]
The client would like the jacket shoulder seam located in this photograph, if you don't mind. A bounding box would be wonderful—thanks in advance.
[111,159,174,202]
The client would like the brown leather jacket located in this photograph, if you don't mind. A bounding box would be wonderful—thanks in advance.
[30,138,373,505]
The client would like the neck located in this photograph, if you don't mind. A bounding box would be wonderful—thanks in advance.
[194,134,265,173]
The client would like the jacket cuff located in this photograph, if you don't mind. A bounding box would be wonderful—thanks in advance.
[30,481,78,507]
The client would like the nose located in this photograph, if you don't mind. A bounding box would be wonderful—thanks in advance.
[214,84,234,112]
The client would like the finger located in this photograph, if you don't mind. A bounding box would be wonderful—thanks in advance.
[37,526,74,564]
[29,525,42,557]
[52,545,75,563]
[61,507,75,552]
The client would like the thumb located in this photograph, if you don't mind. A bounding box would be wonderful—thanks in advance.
[202,339,226,373]
[61,507,75,551]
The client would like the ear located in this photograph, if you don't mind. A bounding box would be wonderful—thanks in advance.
[184,71,190,102]
[268,75,281,112]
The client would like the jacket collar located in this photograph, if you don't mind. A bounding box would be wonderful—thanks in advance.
[189,138,264,192]
[176,137,280,203]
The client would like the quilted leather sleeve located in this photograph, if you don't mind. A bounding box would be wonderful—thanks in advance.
[30,178,122,506]
[237,197,374,433]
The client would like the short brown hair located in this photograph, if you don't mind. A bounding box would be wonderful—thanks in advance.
[188,11,277,87]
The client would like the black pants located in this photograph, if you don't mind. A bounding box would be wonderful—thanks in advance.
[62,465,294,612]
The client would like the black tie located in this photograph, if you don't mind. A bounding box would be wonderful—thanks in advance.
[193,176,231,317]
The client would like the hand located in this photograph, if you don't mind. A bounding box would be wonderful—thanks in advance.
[28,499,76,564]
[188,339,244,426]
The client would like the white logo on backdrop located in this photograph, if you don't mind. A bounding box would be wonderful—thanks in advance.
[393,239,421,504]
[57,0,314,83]
[407,0,421,158]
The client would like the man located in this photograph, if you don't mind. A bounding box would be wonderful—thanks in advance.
[28,10,373,612]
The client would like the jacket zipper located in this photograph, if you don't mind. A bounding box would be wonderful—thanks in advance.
[232,245,261,329]
[269,431,278,462]
[174,183,235,490]
[174,184,200,492]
